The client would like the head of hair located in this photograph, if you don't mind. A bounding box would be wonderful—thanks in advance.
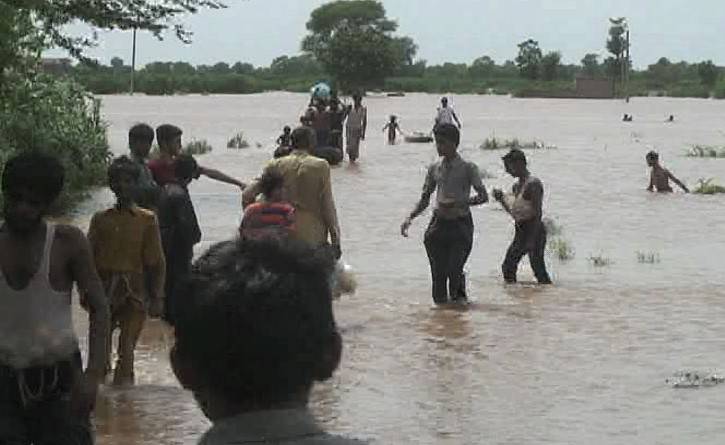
[108,155,140,183]
[353,93,362,102]
[175,154,199,182]
[172,238,340,406]
[129,123,155,144]
[283,126,291,133]
[291,126,315,150]
[502,148,527,165]
[1,152,65,204]
[646,150,659,162]
[441,96,448,103]
[390,115,397,122]
[156,124,183,146]
[258,168,284,199]
[434,123,460,146]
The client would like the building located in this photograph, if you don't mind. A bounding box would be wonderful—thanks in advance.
[40,58,72,75]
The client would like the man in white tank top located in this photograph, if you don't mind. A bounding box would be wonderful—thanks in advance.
[0,152,109,444]
[434,97,462,130]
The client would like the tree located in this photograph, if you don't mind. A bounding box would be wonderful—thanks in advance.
[301,0,416,91]
[232,62,255,75]
[469,56,496,78]
[515,39,542,80]
[606,17,628,83]
[541,51,562,81]
[110,57,125,70]
[697,60,719,88]
[581,53,601,77]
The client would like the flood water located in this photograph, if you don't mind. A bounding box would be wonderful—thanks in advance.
[71,93,725,444]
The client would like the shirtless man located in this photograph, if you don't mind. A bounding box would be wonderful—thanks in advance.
[646,151,689,193]
[0,152,109,443]
[493,149,552,284]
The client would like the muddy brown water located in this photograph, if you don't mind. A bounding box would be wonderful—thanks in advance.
[68,94,725,444]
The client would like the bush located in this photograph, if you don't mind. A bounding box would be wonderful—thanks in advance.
[184,139,213,155]
[686,145,725,158]
[693,178,725,194]
[227,132,250,149]
[0,74,110,211]
[636,251,660,264]
[480,136,551,150]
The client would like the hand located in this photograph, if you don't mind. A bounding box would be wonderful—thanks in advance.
[400,218,412,237]
[71,372,101,417]
[237,182,247,191]
[148,298,165,318]
[331,243,342,260]
[360,133,366,141]
[493,189,504,202]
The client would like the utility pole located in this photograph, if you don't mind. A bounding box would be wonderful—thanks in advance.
[130,17,138,95]
[624,28,630,102]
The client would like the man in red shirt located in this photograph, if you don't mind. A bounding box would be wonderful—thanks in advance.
[149,124,246,189]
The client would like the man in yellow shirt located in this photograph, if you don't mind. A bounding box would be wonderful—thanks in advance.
[88,156,165,386]
[243,127,341,257]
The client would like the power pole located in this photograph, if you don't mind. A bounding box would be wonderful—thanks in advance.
[130,19,138,95]
[625,29,630,102]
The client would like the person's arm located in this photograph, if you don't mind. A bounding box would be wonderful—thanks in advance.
[647,170,655,192]
[452,110,462,128]
[361,107,368,139]
[468,163,489,206]
[175,191,202,246]
[198,165,246,190]
[319,164,342,256]
[401,166,436,236]
[241,178,262,208]
[143,216,166,318]
[67,225,109,414]
[382,123,389,132]
[667,170,689,193]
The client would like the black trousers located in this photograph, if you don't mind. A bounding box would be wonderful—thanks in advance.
[0,352,93,445]
[424,213,473,304]
[502,220,552,284]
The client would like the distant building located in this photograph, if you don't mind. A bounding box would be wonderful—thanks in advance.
[40,58,72,75]
[575,77,614,99]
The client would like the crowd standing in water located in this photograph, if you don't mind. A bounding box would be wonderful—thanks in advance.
[0,92,695,444]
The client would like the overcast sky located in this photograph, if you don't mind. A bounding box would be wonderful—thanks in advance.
[49,0,725,69]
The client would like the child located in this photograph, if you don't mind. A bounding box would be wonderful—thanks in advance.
[157,155,202,325]
[492,149,552,284]
[239,168,295,241]
[400,124,488,304]
[382,115,403,144]
[88,156,165,386]
[646,151,689,193]
[149,124,246,189]
[276,126,292,147]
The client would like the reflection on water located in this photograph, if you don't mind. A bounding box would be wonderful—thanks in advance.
[71,94,725,444]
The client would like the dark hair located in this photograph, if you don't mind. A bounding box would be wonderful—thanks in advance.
[156,124,183,146]
[502,148,527,164]
[646,151,659,161]
[291,126,315,150]
[129,123,155,144]
[258,168,284,199]
[173,238,339,405]
[175,154,198,182]
[108,156,140,183]
[434,123,460,146]
[283,126,291,132]
[1,152,65,204]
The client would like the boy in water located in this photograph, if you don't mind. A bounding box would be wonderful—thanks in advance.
[157,155,202,325]
[171,239,365,444]
[149,124,246,189]
[382,115,403,145]
[128,123,160,210]
[0,152,109,444]
[493,149,552,284]
[88,156,166,386]
[400,124,488,304]
[240,168,295,241]
[646,151,689,193]
[276,126,292,147]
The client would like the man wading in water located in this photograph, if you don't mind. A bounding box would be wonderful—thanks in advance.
[645,151,689,193]
[493,149,552,284]
[0,152,109,443]
[345,94,367,163]
[401,124,488,305]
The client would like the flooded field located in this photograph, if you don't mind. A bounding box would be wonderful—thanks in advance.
[71,93,725,444]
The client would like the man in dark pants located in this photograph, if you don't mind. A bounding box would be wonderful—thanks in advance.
[401,124,488,304]
[493,149,552,284]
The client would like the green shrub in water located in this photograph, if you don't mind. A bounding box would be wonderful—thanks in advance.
[480,136,552,151]
[543,217,563,237]
[636,251,660,264]
[549,238,575,261]
[227,132,250,149]
[693,178,725,194]
[686,145,725,158]
[184,139,213,155]
[588,254,612,267]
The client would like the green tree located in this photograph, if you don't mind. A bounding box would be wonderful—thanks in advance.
[110,57,124,70]
[581,53,601,77]
[606,17,628,82]
[515,39,542,80]
[541,51,562,81]
[301,0,416,91]
[232,62,255,75]
[697,60,719,88]
[469,56,496,78]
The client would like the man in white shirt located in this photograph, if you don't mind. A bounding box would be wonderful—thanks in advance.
[434,97,462,130]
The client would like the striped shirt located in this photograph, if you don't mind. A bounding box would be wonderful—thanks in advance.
[240,202,296,240]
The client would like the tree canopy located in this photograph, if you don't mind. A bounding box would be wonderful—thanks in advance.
[301,0,416,92]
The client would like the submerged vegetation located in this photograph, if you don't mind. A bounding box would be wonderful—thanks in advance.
[693,178,725,194]
[184,139,213,155]
[636,251,661,264]
[588,254,612,267]
[227,132,250,149]
[686,145,725,158]
[544,218,574,261]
